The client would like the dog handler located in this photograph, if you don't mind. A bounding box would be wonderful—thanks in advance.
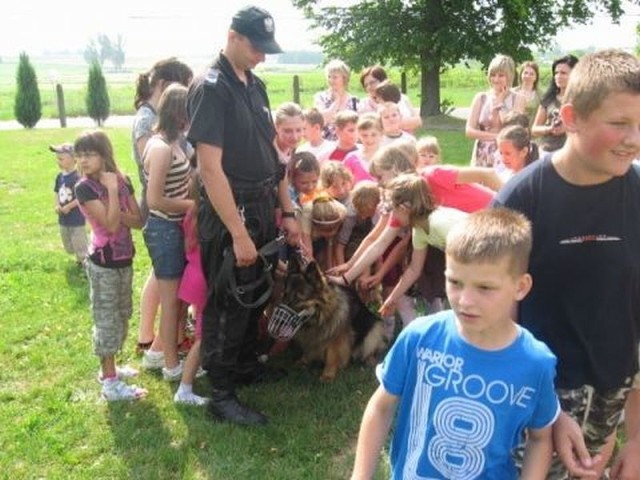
[187,5,299,426]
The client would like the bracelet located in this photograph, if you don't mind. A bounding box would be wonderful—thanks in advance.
[282,211,296,219]
[342,274,351,286]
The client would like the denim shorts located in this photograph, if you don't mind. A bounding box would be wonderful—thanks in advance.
[143,215,186,279]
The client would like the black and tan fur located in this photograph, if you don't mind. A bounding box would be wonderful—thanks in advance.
[280,256,386,381]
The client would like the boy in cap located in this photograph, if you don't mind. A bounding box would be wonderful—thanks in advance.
[187,6,299,426]
[50,143,88,266]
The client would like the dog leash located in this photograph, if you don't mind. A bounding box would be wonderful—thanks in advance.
[215,233,285,309]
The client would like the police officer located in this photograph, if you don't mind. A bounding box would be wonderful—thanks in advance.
[187,6,299,426]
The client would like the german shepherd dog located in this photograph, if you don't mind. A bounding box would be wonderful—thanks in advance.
[277,255,387,381]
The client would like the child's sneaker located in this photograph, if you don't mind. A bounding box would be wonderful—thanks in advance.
[174,389,209,406]
[142,350,164,370]
[162,362,184,382]
[101,379,147,401]
[97,365,139,383]
[195,366,207,379]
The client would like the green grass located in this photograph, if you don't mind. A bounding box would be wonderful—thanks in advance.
[0,119,470,479]
[0,126,385,479]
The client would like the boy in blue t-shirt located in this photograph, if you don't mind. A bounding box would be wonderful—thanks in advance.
[51,143,88,266]
[351,208,559,480]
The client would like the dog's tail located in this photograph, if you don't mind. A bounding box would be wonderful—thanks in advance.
[354,322,387,364]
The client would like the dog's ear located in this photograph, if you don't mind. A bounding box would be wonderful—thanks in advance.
[287,254,303,274]
[304,260,326,286]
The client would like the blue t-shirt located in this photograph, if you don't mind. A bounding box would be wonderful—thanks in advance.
[378,311,559,480]
[54,170,85,227]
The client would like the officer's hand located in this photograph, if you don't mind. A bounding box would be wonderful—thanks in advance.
[233,233,258,267]
[282,217,300,247]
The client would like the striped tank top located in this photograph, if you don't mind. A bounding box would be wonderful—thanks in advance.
[143,134,191,221]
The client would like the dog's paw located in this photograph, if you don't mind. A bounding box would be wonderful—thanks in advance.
[319,371,337,382]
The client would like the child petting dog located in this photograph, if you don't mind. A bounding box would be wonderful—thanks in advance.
[351,208,560,479]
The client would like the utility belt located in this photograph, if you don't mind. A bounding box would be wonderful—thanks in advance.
[230,176,277,204]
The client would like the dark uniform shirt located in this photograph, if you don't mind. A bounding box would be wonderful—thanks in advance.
[187,52,278,184]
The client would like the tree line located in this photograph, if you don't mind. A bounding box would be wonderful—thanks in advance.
[292,0,639,116]
[14,53,110,128]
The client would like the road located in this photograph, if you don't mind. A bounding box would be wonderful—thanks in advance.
[0,108,470,131]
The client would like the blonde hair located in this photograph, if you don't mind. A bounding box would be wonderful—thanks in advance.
[386,173,436,228]
[303,107,324,128]
[320,161,353,189]
[311,195,346,226]
[357,112,382,132]
[416,136,441,157]
[325,59,351,85]
[377,101,401,116]
[446,207,532,276]
[351,180,381,212]
[275,101,303,126]
[488,54,516,88]
[334,110,359,129]
[370,144,416,179]
[564,49,640,119]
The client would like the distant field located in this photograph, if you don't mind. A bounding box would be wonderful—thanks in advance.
[0,55,501,121]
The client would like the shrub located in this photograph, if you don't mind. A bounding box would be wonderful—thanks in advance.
[86,61,110,126]
[14,52,42,128]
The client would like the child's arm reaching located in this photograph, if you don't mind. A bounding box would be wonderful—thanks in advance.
[351,386,399,480]
[359,234,410,290]
[328,212,389,276]
[341,223,399,285]
[379,245,427,317]
[520,426,553,480]
[335,241,346,267]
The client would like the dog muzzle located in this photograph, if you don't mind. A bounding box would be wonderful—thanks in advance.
[268,304,313,341]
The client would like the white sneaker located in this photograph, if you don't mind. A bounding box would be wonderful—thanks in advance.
[162,361,184,382]
[195,366,207,379]
[97,365,139,383]
[102,379,147,401]
[174,390,209,406]
[142,350,164,370]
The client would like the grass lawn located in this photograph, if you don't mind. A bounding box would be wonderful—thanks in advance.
[0,117,471,479]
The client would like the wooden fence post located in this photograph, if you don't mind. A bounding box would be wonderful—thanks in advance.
[293,75,300,105]
[400,72,407,95]
[55,83,67,128]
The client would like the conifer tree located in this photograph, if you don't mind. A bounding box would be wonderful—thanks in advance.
[14,52,42,128]
[86,62,110,126]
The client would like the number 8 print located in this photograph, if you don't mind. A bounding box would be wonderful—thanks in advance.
[427,397,494,480]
